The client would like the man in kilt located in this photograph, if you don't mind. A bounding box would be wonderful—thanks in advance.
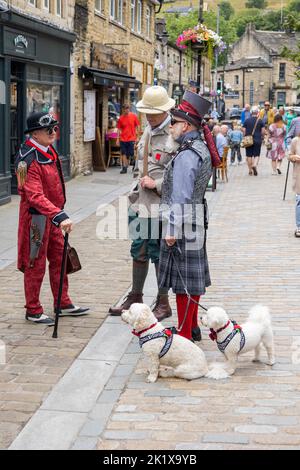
[159,90,218,341]
[109,86,178,320]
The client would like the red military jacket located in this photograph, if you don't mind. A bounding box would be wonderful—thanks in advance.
[15,140,69,271]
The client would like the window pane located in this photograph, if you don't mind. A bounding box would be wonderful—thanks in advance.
[131,0,135,30]
[56,0,62,16]
[137,1,142,33]
[27,83,62,152]
[95,0,101,11]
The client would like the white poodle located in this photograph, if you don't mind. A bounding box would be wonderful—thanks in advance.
[122,303,208,383]
[200,305,275,380]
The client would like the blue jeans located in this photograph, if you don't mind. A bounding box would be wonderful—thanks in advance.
[296,195,300,228]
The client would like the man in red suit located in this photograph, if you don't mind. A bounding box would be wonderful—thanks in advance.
[16,112,89,325]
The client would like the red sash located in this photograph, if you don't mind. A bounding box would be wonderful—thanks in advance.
[25,140,58,162]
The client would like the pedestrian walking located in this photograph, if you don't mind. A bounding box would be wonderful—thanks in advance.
[158,90,213,341]
[241,104,251,126]
[266,114,286,175]
[109,86,177,320]
[15,112,89,325]
[286,116,300,146]
[229,123,243,165]
[259,101,275,128]
[243,106,265,176]
[288,134,300,238]
[117,104,140,174]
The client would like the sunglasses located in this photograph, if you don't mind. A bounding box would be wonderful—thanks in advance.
[46,126,59,135]
[170,118,186,126]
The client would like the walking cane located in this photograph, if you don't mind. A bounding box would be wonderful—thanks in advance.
[52,232,69,339]
[283,160,291,201]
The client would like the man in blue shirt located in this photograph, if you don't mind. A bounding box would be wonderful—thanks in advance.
[241,104,251,126]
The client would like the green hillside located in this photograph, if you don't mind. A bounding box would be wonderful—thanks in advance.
[162,0,291,13]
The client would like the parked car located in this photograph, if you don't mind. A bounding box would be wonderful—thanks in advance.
[229,107,242,119]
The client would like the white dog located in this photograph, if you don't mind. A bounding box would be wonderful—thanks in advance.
[201,305,275,380]
[122,303,208,382]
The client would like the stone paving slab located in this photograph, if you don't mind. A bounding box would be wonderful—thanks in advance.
[93,155,300,450]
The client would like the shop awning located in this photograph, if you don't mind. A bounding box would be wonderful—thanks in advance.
[78,66,141,88]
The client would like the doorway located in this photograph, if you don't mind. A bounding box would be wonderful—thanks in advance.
[10,61,25,194]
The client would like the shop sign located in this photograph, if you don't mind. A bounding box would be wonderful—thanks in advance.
[3,27,36,59]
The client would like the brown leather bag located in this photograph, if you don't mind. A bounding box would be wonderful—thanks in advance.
[66,244,81,274]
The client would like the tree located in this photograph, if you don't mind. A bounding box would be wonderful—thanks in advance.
[245,0,268,8]
[219,1,235,21]
[288,0,300,13]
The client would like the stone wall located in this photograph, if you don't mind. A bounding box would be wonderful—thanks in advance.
[10,0,75,31]
[72,0,156,175]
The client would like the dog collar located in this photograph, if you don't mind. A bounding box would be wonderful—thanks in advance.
[209,320,231,341]
[138,328,173,359]
[217,321,245,354]
[132,322,158,337]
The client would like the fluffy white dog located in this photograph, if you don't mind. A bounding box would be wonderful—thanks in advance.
[122,303,208,382]
[200,305,275,380]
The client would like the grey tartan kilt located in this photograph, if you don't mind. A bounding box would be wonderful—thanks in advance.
[158,237,211,296]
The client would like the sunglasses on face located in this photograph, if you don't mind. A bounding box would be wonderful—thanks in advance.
[46,126,59,135]
[170,118,186,126]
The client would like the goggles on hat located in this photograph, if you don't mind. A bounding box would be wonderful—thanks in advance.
[170,117,187,126]
[38,114,55,127]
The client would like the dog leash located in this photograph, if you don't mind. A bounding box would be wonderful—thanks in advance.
[169,248,207,333]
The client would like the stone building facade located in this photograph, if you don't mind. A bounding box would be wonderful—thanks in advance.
[73,0,156,175]
[221,24,300,109]
[0,1,75,205]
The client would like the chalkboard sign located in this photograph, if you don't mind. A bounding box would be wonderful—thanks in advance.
[84,90,96,142]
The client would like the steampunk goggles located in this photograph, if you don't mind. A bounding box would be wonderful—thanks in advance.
[38,114,56,127]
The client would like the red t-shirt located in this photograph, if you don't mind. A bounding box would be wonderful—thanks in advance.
[117,113,140,142]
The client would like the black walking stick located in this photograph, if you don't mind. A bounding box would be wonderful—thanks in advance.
[52,232,69,339]
[283,160,291,201]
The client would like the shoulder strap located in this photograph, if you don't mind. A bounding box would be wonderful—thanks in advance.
[251,117,260,136]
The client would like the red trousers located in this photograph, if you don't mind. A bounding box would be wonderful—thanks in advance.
[24,224,72,315]
[176,294,200,340]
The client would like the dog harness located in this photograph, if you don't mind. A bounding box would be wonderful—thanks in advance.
[132,325,174,359]
[211,321,245,354]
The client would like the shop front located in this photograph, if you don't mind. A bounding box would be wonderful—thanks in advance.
[79,66,141,168]
[0,10,75,205]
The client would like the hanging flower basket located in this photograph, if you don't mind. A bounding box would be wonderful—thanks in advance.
[176,24,226,61]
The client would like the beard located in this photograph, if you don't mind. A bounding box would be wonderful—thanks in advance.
[165,133,180,153]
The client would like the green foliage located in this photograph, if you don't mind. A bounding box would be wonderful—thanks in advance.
[219,1,235,21]
[281,44,300,79]
[289,0,300,13]
[245,0,268,8]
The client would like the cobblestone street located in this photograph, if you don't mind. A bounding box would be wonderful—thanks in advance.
[2,153,300,450]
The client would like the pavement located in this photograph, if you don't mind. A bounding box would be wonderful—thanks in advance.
[2,153,300,450]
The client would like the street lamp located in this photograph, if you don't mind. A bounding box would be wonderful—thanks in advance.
[155,0,165,14]
[242,68,254,108]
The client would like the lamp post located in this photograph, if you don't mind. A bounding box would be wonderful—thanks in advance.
[196,0,204,94]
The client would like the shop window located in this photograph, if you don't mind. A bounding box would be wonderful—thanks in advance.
[27,83,61,151]
[110,0,123,24]
[95,0,102,13]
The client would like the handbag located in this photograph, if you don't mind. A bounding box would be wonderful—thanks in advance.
[242,117,260,148]
[66,244,81,274]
